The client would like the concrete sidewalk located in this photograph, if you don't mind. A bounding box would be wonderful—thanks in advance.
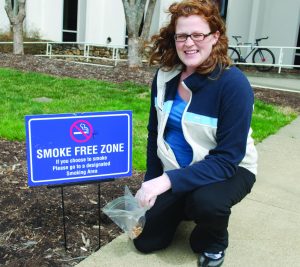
[245,71,300,93]
[76,117,300,267]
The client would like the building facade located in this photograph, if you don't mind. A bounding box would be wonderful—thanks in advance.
[0,0,299,65]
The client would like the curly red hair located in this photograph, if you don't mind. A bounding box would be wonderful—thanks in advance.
[149,0,231,74]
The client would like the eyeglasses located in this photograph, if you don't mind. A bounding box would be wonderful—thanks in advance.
[174,32,213,42]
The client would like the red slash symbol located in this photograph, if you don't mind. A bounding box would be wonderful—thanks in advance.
[70,120,93,143]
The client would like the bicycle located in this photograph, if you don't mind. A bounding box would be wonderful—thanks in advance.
[228,36,275,72]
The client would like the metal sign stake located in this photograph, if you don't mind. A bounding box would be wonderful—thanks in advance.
[61,186,68,251]
[97,183,101,250]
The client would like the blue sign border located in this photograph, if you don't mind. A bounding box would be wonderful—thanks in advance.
[26,111,132,187]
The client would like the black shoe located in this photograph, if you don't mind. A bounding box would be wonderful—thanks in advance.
[198,251,225,267]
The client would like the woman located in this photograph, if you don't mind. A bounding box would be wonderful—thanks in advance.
[134,0,257,266]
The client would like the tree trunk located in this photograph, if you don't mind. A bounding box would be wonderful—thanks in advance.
[122,0,157,68]
[5,0,26,55]
[12,23,24,55]
[128,37,144,68]
[141,0,156,41]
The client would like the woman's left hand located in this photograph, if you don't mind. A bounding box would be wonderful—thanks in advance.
[135,173,171,209]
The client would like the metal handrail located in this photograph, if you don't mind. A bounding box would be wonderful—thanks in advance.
[0,41,299,72]
[0,41,128,66]
[229,44,300,73]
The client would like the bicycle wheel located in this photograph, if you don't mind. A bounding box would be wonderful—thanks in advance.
[252,48,275,72]
[228,47,240,64]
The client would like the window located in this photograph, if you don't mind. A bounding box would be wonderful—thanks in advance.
[214,0,228,20]
[294,25,300,67]
[63,0,78,42]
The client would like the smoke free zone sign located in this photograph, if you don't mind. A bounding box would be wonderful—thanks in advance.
[26,111,132,187]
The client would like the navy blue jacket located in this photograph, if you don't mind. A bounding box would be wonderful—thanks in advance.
[145,66,257,193]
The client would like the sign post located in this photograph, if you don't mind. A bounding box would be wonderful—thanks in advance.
[25,111,132,250]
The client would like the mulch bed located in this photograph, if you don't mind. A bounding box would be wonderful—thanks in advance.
[0,53,299,266]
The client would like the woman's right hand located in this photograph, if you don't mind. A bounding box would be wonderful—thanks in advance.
[135,173,171,208]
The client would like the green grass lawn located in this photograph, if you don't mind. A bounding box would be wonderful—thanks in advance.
[0,68,297,170]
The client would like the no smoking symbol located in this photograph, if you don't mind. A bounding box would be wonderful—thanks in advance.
[70,120,93,143]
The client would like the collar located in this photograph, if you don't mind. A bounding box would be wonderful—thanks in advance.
[182,65,222,92]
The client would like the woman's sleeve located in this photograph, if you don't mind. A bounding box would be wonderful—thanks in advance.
[144,73,164,181]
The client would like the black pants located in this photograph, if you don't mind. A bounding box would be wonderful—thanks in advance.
[133,167,255,254]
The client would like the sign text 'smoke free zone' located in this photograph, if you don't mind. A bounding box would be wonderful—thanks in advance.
[25,111,132,187]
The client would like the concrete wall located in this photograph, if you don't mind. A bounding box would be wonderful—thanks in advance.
[84,0,125,46]
[77,0,87,43]
[226,0,258,44]
[0,0,299,65]
[26,0,63,41]
[156,0,174,30]
[259,0,299,65]
[0,0,10,33]
[101,0,126,46]
[226,0,300,65]
[24,0,42,37]
[0,0,63,41]
[84,0,105,44]
[149,0,162,38]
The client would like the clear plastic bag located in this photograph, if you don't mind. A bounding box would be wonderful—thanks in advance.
[102,186,148,239]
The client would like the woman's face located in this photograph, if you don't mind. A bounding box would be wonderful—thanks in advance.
[175,15,219,74]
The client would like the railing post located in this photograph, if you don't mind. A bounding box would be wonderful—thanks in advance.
[278,47,284,74]
[112,48,117,66]
[46,43,49,56]
[116,48,119,67]
[115,48,121,67]
[50,44,53,59]
[84,44,90,62]
[46,43,53,59]
[83,44,86,60]
[112,47,115,63]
